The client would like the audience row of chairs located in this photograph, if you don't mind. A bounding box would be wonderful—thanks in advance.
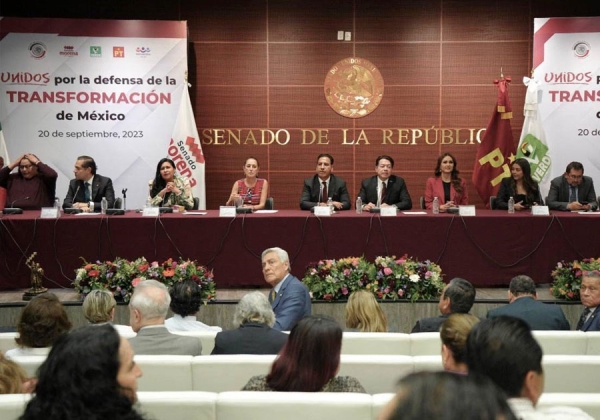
[3,330,599,357]
[2,390,600,420]
[9,353,600,394]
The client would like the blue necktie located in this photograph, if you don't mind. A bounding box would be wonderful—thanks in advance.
[84,182,90,202]
[569,186,577,203]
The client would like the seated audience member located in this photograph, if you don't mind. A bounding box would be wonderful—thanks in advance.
[345,290,388,332]
[358,155,412,211]
[262,247,311,331]
[578,270,600,331]
[63,155,115,212]
[439,313,480,374]
[466,316,593,419]
[547,161,598,212]
[211,291,287,355]
[150,157,194,209]
[165,279,221,332]
[82,290,134,335]
[496,158,543,210]
[377,371,517,420]
[0,153,58,209]
[487,275,570,330]
[424,153,468,211]
[411,277,475,333]
[226,157,269,211]
[19,324,147,420]
[6,293,71,358]
[0,351,36,394]
[300,153,351,211]
[242,315,366,392]
[128,280,202,356]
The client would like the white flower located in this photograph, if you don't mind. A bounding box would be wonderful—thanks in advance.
[409,274,420,283]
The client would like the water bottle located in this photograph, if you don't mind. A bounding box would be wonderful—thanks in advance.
[508,196,515,214]
[356,196,363,214]
[54,198,61,217]
[432,197,440,214]
[101,197,108,215]
[327,197,333,213]
[145,195,153,208]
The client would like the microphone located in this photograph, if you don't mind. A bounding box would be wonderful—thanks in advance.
[318,183,323,204]
[64,184,83,214]
[3,196,30,214]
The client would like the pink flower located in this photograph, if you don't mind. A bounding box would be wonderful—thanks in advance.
[383,267,393,276]
[343,269,351,276]
[323,293,333,301]
[425,271,432,279]
[397,289,404,297]
[341,287,348,295]
[151,261,159,268]
[396,258,406,265]
[352,260,359,267]
[384,287,390,294]
[132,278,142,287]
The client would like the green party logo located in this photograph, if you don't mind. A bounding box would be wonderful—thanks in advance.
[517,134,551,183]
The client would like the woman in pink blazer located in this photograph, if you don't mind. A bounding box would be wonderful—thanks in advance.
[424,153,468,211]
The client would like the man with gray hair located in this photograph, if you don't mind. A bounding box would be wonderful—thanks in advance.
[262,247,311,331]
[211,291,288,354]
[128,280,202,355]
[487,275,570,330]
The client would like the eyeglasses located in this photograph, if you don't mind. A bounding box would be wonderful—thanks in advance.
[568,174,583,180]
[19,165,33,170]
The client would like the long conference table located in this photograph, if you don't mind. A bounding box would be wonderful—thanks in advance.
[0,209,599,291]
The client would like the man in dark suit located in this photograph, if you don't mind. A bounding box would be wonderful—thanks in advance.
[411,278,475,333]
[212,291,287,354]
[358,155,412,211]
[547,161,598,211]
[578,271,600,332]
[487,275,570,330]
[128,279,202,355]
[262,247,311,331]
[300,153,351,211]
[63,155,115,211]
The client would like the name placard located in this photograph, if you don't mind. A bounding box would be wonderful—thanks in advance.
[40,207,59,219]
[219,206,236,218]
[380,207,397,217]
[314,206,332,216]
[459,206,476,216]
[142,207,160,217]
[532,206,550,216]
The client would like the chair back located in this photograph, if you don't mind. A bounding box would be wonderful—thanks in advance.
[265,197,274,210]
[114,197,123,209]
[193,197,200,210]
[419,196,425,209]
[489,196,497,210]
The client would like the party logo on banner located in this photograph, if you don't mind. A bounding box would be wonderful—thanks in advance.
[28,42,46,59]
[59,46,78,57]
[90,46,102,57]
[135,47,151,57]
[573,41,591,58]
[113,46,124,58]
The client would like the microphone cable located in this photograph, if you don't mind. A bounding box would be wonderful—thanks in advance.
[289,213,311,268]
[157,212,184,259]
[204,216,237,266]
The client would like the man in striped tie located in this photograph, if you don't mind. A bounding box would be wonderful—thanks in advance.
[262,247,311,331]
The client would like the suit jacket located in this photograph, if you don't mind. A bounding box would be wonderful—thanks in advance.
[579,307,600,332]
[271,274,312,331]
[487,297,570,330]
[411,314,450,333]
[128,325,202,355]
[495,177,543,210]
[547,175,598,211]
[211,322,288,355]
[358,175,412,210]
[300,174,351,210]
[424,177,468,209]
[63,174,115,211]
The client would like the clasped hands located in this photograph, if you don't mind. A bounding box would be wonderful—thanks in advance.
[318,201,344,210]
[567,201,591,212]
[163,182,180,196]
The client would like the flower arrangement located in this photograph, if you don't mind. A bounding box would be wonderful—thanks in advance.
[74,257,216,303]
[302,257,375,301]
[550,257,600,301]
[301,254,444,302]
[373,254,444,302]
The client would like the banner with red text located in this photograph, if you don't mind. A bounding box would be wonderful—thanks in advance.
[0,17,200,208]
[533,17,600,186]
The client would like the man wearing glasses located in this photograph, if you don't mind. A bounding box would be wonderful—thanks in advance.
[0,153,58,209]
[547,161,598,211]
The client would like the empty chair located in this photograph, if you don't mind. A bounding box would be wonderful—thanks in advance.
[542,355,600,392]
[192,355,275,392]
[172,331,218,355]
[0,333,18,354]
[341,333,411,355]
[134,355,193,391]
[338,355,413,394]
[537,393,600,419]
[217,391,373,420]
[532,331,588,355]
[412,355,443,372]
[410,332,441,355]
[586,332,600,355]
[0,394,31,420]
[137,391,217,420]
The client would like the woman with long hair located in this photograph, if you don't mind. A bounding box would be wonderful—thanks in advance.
[226,157,269,211]
[496,158,543,210]
[439,313,480,374]
[20,324,145,420]
[345,290,388,332]
[149,157,194,209]
[242,315,365,392]
[0,351,36,394]
[424,153,468,211]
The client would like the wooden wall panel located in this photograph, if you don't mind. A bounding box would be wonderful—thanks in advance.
[194,44,267,86]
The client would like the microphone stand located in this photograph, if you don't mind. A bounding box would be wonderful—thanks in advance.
[122,188,128,211]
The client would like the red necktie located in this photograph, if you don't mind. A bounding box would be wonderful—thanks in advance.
[381,182,387,204]
[321,181,328,203]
